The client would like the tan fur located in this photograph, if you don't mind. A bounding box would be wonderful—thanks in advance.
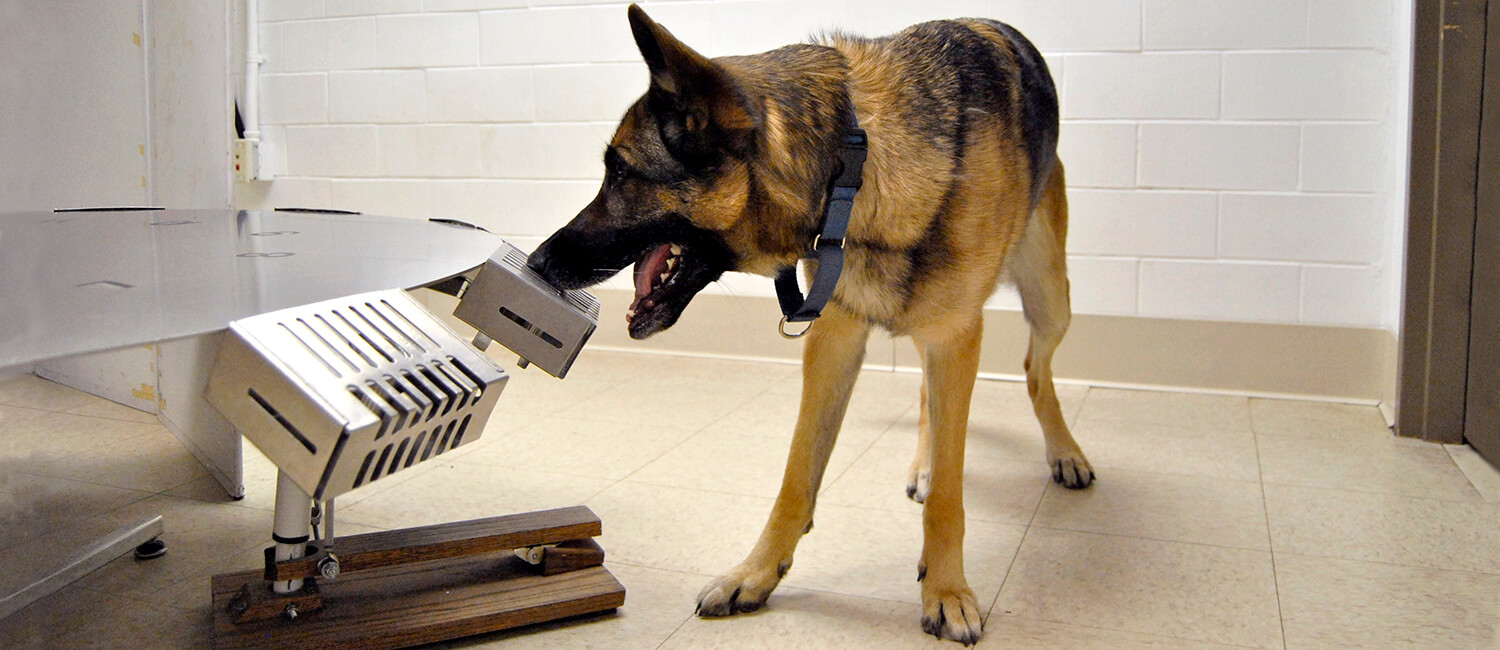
[573,8,1094,644]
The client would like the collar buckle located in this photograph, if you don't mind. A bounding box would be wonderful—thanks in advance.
[772,116,866,330]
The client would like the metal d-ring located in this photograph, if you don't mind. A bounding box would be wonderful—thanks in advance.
[778,316,813,339]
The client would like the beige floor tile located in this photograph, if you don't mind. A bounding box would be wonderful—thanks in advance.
[44,592,212,649]
[1258,433,1481,501]
[162,449,283,510]
[0,473,153,553]
[874,403,1051,464]
[981,614,1253,649]
[564,350,796,392]
[1250,398,1396,440]
[432,563,702,650]
[1265,483,1500,574]
[586,481,773,576]
[766,366,924,402]
[994,528,1282,649]
[693,389,804,437]
[336,461,614,530]
[1276,552,1500,649]
[461,415,700,481]
[1078,388,1251,432]
[561,383,759,431]
[1032,469,1270,550]
[60,496,272,599]
[818,442,1048,526]
[0,403,48,434]
[0,585,115,648]
[21,354,1500,648]
[969,378,1090,430]
[740,369,921,459]
[61,399,158,425]
[0,375,98,412]
[1450,444,1500,503]
[660,587,937,650]
[0,410,164,464]
[625,427,871,500]
[703,386,911,444]
[611,360,796,397]
[1069,418,1262,482]
[491,371,623,428]
[843,396,921,439]
[781,503,1027,608]
[27,427,210,493]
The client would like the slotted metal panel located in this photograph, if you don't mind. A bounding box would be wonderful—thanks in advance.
[206,289,508,500]
[454,241,599,378]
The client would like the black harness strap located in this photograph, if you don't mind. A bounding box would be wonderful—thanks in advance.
[775,119,867,336]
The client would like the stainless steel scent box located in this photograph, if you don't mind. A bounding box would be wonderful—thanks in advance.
[206,289,508,500]
[452,241,599,378]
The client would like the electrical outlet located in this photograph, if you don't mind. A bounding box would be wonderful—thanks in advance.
[256,140,277,180]
[233,139,259,182]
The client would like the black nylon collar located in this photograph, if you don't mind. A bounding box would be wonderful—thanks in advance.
[775,117,867,336]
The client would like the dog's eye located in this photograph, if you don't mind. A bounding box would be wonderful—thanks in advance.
[604,150,631,189]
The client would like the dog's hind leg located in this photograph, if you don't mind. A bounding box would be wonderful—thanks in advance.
[906,345,933,502]
[1009,163,1094,488]
[696,305,870,617]
[913,313,985,645]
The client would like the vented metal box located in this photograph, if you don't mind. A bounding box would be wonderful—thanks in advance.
[206,289,508,501]
[453,241,599,379]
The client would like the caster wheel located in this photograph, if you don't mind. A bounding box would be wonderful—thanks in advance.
[134,537,167,560]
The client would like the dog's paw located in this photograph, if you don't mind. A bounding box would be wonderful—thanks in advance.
[1050,453,1095,489]
[920,584,983,645]
[695,564,784,617]
[905,469,931,503]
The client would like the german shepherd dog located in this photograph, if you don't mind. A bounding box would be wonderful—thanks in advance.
[527,4,1094,644]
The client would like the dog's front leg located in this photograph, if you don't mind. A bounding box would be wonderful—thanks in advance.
[915,316,984,645]
[696,306,870,616]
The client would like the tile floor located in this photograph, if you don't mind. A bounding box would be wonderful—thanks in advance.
[3,350,1500,649]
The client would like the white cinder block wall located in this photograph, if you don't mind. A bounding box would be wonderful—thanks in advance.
[237,0,1413,333]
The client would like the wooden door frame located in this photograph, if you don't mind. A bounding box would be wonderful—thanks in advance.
[1399,0,1489,444]
[1466,0,1500,455]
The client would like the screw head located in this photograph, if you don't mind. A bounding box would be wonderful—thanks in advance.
[318,555,341,580]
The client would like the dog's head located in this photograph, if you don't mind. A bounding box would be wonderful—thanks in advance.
[526,5,769,340]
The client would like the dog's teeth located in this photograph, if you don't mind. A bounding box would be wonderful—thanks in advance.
[670,244,682,255]
[665,257,677,270]
[626,308,635,319]
[659,272,670,282]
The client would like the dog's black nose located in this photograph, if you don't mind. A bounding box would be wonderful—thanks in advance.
[526,247,551,278]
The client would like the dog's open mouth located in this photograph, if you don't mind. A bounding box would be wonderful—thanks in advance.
[627,243,692,339]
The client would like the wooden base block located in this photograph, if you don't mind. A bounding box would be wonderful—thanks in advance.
[212,553,624,650]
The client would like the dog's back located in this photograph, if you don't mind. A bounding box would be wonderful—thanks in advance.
[807,20,1063,334]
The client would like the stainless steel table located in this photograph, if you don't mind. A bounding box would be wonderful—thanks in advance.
[2,209,498,372]
[0,208,500,619]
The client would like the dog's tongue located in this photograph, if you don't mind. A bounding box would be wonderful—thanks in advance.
[630,244,674,311]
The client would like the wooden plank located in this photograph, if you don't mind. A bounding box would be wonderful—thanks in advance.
[213,553,625,649]
[540,538,606,576]
[268,506,601,582]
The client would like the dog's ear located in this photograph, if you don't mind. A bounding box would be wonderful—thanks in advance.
[627,4,757,136]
